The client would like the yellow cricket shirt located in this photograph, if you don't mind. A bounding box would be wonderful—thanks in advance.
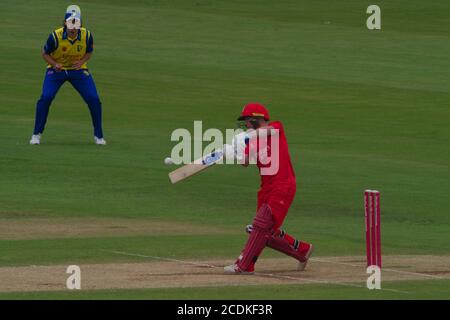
[44,27,94,70]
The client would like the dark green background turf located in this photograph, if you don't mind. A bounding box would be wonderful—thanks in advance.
[0,0,449,299]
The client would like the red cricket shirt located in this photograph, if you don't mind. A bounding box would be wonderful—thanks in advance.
[247,121,296,190]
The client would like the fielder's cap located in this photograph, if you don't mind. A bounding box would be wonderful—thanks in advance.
[64,5,81,30]
[238,103,270,121]
[65,4,81,21]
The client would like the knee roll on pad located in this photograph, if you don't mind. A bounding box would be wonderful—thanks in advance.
[253,203,274,230]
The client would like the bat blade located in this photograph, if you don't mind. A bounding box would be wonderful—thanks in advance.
[168,150,223,184]
[169,164,211,184]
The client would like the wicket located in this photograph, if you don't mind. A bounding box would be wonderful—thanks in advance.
[364,190,381,268]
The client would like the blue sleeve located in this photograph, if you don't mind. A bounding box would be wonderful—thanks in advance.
[43,32,57,54]
[86,32,94,53]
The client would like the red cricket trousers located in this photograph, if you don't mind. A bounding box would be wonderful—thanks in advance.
[257,183,296,230]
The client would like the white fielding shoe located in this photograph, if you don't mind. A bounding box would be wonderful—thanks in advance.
[29,134,41,145]
[223,264,254,275]
[94,136,107,145]
[298,244,314,271]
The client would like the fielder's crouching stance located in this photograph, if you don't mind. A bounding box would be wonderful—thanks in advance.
[224,103,313,274]
[30,5,106,146]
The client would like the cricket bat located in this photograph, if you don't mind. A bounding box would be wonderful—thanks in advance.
[168,149,224,184]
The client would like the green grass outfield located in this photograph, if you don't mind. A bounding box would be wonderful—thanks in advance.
[1,280,449,300]
[0,0,449,299]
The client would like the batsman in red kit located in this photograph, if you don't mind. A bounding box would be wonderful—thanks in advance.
[224,103,313,274]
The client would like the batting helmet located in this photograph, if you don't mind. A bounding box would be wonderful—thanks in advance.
[237,103,270,121]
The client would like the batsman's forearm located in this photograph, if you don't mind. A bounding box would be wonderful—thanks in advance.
[241,155,250,167]
[247,126,278,140]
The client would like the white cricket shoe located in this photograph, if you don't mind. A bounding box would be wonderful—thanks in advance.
[223,264,254,275]
[298,244,314,271]
[94,136,107,145]
[30,134,41,145]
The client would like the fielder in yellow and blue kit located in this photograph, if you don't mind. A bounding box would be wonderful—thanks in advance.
[30,5,106,145]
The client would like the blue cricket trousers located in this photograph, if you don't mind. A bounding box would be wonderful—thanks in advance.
[33,68,104,138]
